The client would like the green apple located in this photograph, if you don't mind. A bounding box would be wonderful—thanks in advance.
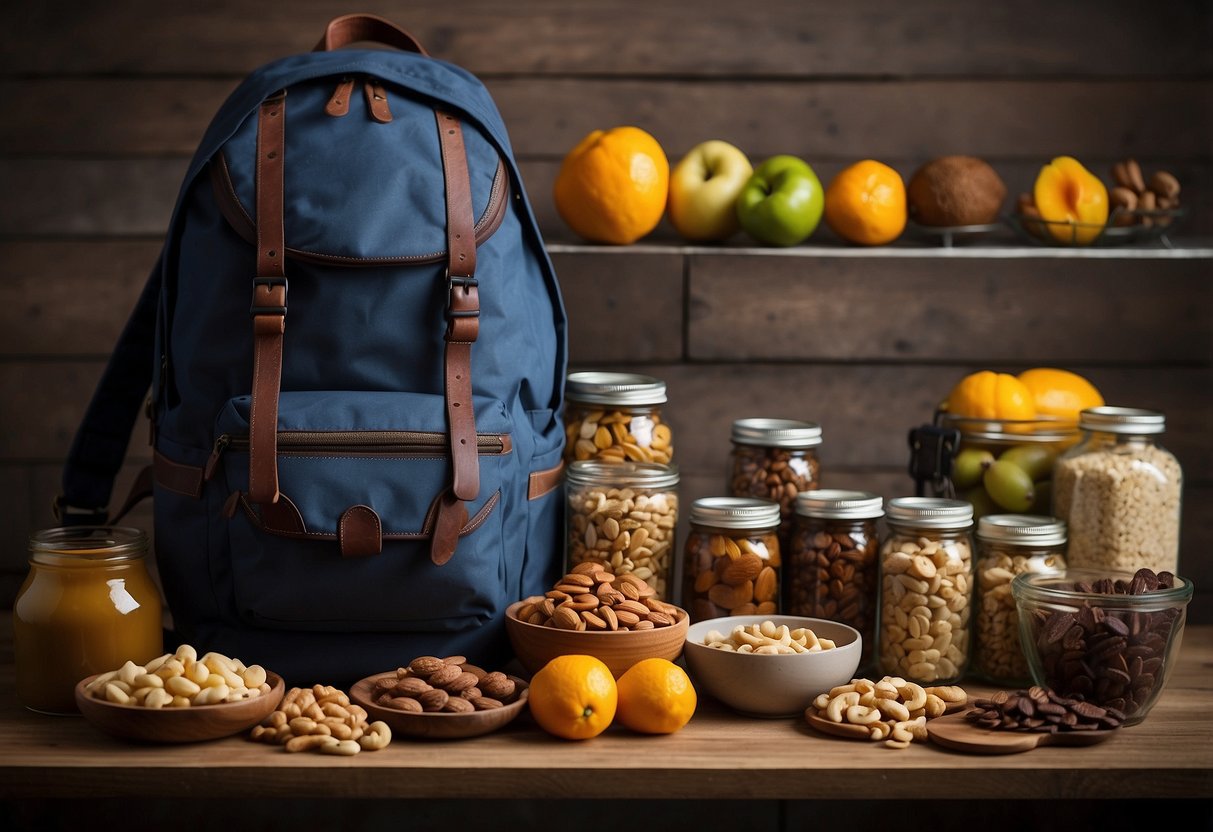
[736,155,824,246]
[667,140,754,242]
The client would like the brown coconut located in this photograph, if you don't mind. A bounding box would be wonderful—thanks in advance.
[908,156,1008,227]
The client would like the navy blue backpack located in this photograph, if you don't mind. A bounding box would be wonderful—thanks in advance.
[57,15,568,687]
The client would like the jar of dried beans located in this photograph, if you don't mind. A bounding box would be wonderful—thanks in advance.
[727,417,822,552]
[683,497,781,623]
[1052,407,1182,576]
[785,489,883,670]
[972,514,1067,687]
[877,497,974,685]
[564,460,679,601]
[563,371,672,465]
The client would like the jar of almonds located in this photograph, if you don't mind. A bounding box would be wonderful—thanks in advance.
[563,371,672,465]
[683,497,781,623]
[727,417,822,552]
[1052,406,1182,576]
[785,489,883,670]
[972,514,1067,687]
[565,460,679,601]
[877,497,974,685]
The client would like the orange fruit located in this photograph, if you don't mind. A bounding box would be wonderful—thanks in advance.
[615,658,697,735]
[1033,156,1108,245]
[944,370,1037,421]
[824,159,907,245]
[1017,368,1105,423]
[553,126,669,245]
[526,654,618,740]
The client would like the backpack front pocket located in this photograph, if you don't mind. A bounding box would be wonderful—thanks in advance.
[211,390,515,633]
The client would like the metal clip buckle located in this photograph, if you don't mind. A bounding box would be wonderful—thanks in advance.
[907,424,961,498]
[446,273,479,319]
[250,276,288,317]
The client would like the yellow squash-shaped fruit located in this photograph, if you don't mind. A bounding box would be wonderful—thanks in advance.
[1033,156,1108,245]
[944,370,1037,421]
[1016,367,1105,423]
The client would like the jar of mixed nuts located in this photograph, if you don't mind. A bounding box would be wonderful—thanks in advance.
[565,460,679,601]
[877,497,974,685]
[683,497,781,623]
[785,490,883,668]
[1052,407,1182,575]
[972,514,1067,687]
[727,417,822,551]
[563,371,672,465]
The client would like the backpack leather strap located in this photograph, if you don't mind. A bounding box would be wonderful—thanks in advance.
[430,109,480,566]
[247,91,288,505]
[316,14,428,55]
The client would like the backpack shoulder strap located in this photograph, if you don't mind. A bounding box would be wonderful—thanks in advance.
[56,257,162,524]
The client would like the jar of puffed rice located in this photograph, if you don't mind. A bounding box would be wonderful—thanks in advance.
[1052,407,1182,576]
[563,372,672,465]
[876,497,974,685]
[972,514,1067,686]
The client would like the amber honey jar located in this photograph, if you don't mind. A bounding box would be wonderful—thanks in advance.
[13,526,164,714]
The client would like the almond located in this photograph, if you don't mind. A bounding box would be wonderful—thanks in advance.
[722,552,763,585]
[754,566,778,603]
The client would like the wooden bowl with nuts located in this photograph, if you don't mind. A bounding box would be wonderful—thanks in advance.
[349,656,529,740]
[504,562,690,678]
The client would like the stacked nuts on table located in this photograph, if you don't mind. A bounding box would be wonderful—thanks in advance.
[372,656,522,713]
[515,561,684,631]
[1108,158,1181,227]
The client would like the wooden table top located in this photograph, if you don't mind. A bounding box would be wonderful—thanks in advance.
[2,625,1210,800]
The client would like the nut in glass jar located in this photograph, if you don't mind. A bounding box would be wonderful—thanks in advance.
[565,460,679,601]
[727,418,822,550]
[563,372,672,464]
[683,497,781,623]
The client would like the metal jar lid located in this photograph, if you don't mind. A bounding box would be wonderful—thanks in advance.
[689,497,781,530]
[885,497,973,529]
[977,514,1067,547]
[731,417,823,448]
[795,489,884,520]
[565,371,667,406]
[1078,406,1165,435]
[565,460,679,490]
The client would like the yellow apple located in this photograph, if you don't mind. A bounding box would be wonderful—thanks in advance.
[667,140,753,242]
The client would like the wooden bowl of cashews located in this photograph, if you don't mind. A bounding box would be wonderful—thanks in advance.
[74,645,285,743]
[682,615,862,718]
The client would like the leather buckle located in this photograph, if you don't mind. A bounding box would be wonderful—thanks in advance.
[446,273,479,319]
[250,276,288,317]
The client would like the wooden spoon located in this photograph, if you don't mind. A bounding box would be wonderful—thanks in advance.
[926,710,1120,755]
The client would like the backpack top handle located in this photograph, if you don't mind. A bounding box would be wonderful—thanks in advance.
[316,13,429,56]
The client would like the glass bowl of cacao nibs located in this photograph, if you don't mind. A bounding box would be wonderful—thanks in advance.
[1011,567,1193,726]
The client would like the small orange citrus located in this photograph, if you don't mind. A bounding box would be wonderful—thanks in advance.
[553,126,669,245]
[615,657,697,735]
[527,654,618,740]
[1017,367,1105,423]
[944,370,1037,421]
[824,159,907,245]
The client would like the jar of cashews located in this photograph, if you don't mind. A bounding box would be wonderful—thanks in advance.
[876,498,974,685]
[562,371,672,465]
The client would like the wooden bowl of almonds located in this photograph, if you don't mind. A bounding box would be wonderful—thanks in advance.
[504,562,689,678]
[349,656,529,740]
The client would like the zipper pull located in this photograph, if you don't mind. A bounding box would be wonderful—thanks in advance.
[204,434,231,481]
[326,77,355,117]
[364,79,392,123]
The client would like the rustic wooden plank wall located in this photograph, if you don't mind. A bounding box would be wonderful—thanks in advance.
[1,1,1210,619]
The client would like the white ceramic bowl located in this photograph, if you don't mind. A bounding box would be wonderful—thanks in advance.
[683,615,862,718]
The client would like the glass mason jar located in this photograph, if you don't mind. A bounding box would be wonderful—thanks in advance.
[565,460,679,601]
[727,417,822,553]
[939,412,1079,521]
[1052,407,1182,575]
[563,371,672,465]
[13,526,164,714]
[972,514,1068,687]
[683,497,781,623]
[877,497,974,685]
[785,489,883,669]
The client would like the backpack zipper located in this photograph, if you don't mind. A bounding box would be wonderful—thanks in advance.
[204,430,509,481]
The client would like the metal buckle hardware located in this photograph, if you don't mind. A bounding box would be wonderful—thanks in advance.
[250,276,288,317]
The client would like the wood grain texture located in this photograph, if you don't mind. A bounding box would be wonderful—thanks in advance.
[4,0,1209,77]
[0,621,1209,798]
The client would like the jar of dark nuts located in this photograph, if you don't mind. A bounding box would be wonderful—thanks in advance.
[972,514,1067,687]
[877,497,974,685]
[785,490,883,669]
[683,497,781,624]
[727,418,822,551]
[563,372,672,465]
